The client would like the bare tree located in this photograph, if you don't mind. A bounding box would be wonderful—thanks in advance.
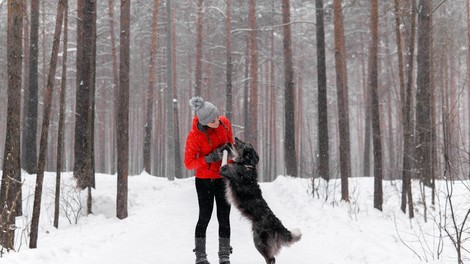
[315,0,329,182]
[194,0,203,96]
[0,0,23,251]
[333,0,350,201]
[246,0,259,149]
[225,0,233,120]
[30,0,65,248]
[107,0,118,174]
[22,0,39,175]
[165,0,176,181]
[415,0,433,187]
[55,0,68,229]
[74,0,96,215]
[117,0,130,220]
[282,0,297,177]
[467,0,470,181]
[144,0,159,175]
[368,0,383,211]
[171,8,182,179]
[400,0,416,218]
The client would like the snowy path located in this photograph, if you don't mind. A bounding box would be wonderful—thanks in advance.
[1,173,453,264]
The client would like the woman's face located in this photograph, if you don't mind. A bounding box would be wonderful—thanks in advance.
[206,116,220,128]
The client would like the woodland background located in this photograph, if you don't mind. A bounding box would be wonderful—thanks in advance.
[0,0,469,257]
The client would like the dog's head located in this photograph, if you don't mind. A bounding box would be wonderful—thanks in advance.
[231,137,259,166]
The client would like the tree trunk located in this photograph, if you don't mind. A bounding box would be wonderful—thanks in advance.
[333,0,351,201]
[171,8,182,179]
[225,0,233,120]
[415,0,432,187]
[74,0,96,195]
[245,0,259,149]
[0,0,23,250]
[144,0,159,175]
[369,0,383,211]
[281,0,297,177]
[30,0,64,248]
[165,0,176,181]
[22,0,39,175]
[117,0,130,220]
[107,0,118,174]
[315,0,329,181]
[54,0,68,229]
[400,0,416,218]
[194,0,203,96]
[467,0,470,180]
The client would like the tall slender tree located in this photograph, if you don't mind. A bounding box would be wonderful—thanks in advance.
[467,0,470,180]
[144,0,159,175]
[165,0,176,181]
[246,0,259,149]
[281,0,297,177]
[171,8,182,179]
[0,0,23,250]
[368,0,383,211]
[74,0,96,215]
[55,0,68,229]
[107,0,119,174]
[30,0,65,248]
[117,0,130,220]
[333,0,351,201]
[315,0,329,181]
[400,0,416,218]
[22,0,39,174]
[415,0,433,188]
[194,0,203,96]
[225,0,233,120]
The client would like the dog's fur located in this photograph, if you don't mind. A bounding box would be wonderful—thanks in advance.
[220,137,301,264]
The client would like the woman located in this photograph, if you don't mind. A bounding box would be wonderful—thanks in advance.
[184,96,234,264]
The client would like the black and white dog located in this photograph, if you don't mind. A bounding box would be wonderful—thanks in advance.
[220,137,301,264]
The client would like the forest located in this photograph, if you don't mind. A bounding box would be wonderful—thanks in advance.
[0,0,469,260]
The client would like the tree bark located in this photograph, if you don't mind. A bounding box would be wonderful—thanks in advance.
[30,0,64,248]
[0,0,23,250]
[165,0,176,181]
[54,0,68,229]
[117,0,130,220]
[144,0,159,175]
[333,0,351,201]
[315,0,329,181]
[74,0,96,194]
[369,0,383,211]
[415,0,432,187]
[22,0,39,175]
[225,0,233,120]
[194,0,203,96]
[246,0,259,149]
[282,0,297,177]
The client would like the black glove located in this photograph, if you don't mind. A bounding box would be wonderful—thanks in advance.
[204,147,224,163]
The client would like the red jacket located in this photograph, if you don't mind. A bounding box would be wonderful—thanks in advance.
[184,115,234,179]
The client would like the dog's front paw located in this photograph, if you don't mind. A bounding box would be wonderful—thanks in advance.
[220,164,233,178]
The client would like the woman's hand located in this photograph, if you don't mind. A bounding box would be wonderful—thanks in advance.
[204,147,224,163]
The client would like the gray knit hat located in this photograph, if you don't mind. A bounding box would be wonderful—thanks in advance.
[189,96,220,126]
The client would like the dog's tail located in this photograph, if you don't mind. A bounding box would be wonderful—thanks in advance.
[281,228,302,246]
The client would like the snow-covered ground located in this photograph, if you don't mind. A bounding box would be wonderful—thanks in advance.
[1,172,468,264]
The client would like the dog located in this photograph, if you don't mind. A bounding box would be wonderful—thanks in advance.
[220,137,301,264]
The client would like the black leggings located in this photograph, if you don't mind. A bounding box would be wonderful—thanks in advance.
[195,178,231,238]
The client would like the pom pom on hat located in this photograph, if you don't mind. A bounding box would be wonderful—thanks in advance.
[189,96,219,126]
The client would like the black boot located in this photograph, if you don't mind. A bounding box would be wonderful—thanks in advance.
[218,237,232,264]
[194,237,210,264]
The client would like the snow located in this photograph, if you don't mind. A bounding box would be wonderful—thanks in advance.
[1,172,468,264]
